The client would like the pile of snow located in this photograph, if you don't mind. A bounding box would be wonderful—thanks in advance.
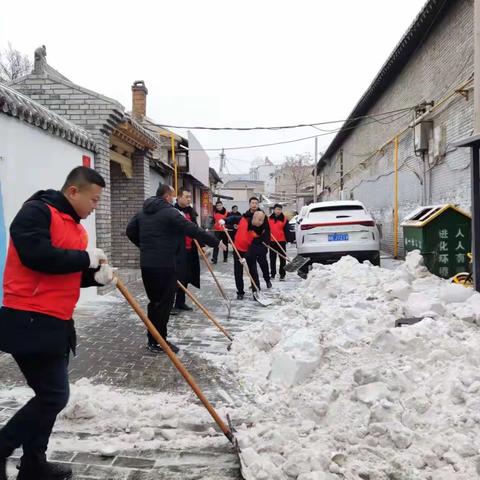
[227,252,480,479]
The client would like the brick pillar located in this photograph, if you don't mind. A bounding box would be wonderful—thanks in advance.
[110,152,150,268]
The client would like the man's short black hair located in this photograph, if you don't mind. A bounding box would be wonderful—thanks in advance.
[156,184,174,197]
[178,188,191,197]
[232,205,238,209]
[216,200,223,205]
[61,166,105,192]
[249,196,259,203]
[273,203,283,209]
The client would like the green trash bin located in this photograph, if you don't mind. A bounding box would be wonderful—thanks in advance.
[401,204,471,279]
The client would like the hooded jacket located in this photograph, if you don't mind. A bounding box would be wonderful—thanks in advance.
[0,189,99,356]
[213,207,228,231]
[126,197,219,269]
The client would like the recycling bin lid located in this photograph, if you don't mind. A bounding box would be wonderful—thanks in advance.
[401,204,470,227]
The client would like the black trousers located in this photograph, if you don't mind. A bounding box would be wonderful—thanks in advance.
[175,249,195,307]
[0,354,69,459]
[141,267,177,344]
[250,244,270,286]
[269,241,287,278]
[212,231,228,262]
[233,251,259,294]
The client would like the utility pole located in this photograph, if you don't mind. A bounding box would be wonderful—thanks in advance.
[219,149,226,175]
[313,137,318,203]
[340,149,344,198]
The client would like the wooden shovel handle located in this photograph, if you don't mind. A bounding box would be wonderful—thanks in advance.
[270,233,290,260]
[262,242,290,262]
[115,277,233,442]
[194,239,229,302]
[176,281,233,341]
[223,227,261,293]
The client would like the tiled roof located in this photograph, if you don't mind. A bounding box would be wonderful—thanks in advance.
[0,82,97,151]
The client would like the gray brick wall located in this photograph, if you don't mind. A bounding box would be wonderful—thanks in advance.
[318,0,474,257]
[110,154,150,268]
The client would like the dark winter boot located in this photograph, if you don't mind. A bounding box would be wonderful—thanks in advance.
[17,454,72,480]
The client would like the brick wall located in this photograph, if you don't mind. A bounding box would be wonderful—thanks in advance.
[110,153,150,268]
[319,0,474,256]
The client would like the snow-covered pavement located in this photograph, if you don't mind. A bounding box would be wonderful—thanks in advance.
[2,251,480,479]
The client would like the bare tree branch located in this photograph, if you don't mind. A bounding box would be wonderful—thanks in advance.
[0,43,32,83]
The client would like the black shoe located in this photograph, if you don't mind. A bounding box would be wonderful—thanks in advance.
[266,281,272,289]
[147,343,165,354]
[165,341,180,353]
[175,303,193,311]
[279,276,286,281]
[223,258,228,263]
[237,293,244,300]
[170,307,179,316]
[18,460,72,480]
[211,259,217,264]
[271,274,275,280]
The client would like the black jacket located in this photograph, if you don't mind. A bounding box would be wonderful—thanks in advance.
[126,197,219,270]
[0,189,100,356]
[174,203,201,288]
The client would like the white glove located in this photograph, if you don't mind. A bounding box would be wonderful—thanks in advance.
[219,219,226,226]
[219,241,227,251]
[87,248,108,269]
[94,264,117,286]
[240,258,247,265]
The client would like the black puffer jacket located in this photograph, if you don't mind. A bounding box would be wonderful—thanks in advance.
[126,197,219,269]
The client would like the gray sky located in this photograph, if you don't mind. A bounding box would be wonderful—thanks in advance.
[1,0,426,173]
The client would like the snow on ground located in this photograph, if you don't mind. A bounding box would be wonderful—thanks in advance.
[227,251,480,480]
[2,251,480,479]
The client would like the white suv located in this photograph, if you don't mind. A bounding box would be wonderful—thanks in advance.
[296,200,380,266]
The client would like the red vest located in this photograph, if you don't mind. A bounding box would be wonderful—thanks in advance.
[213,211,228,231]
[234,217,257,252]
[269,216,287,242]
[184,212,193,250]
[2,205,88,320]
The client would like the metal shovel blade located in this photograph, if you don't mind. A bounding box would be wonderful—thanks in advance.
[227,414,255,480]
[285,255,309,272]
[253,291,273,307]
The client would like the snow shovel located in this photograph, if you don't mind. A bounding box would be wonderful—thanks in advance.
[176,280,233,342]
[194,238,232,318]
[223,228,272,307]
[113,276,255,473]
[270,232,309,273]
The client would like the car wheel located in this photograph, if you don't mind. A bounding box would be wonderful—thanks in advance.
[370,252,381,267]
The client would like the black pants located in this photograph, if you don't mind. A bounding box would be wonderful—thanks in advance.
[250,244,270,286]
[270,241,287,278]
[141,267,177,344]
[0,354,69,459]
[233,251,259,294]
[175,249,195,307]
[212,231,228,262]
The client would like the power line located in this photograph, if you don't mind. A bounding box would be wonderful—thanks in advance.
[187,109,413,152]
[150,106,415,131]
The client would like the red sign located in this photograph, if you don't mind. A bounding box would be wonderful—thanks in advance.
[201,190,212,223]
[82,155,91,168]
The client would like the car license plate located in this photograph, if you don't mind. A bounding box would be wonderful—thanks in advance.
[328,233,349,241]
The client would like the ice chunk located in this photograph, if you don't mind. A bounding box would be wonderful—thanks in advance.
[439,283,474,304]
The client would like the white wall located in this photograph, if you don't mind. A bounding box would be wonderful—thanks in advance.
[0,115,97,301]
[187,131,210,187]
[149,168,167,197]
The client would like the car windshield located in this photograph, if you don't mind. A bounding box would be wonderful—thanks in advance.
[309,205,364,213]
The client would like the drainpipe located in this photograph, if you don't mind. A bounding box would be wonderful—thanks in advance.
[171,134,178,196]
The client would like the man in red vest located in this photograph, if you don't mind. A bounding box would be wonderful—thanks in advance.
[0,167,115,480]
[211,201,228,264]
[268,204,292,281]
[233,211,266,300]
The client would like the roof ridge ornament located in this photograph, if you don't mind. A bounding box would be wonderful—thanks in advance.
[33,45,47,75]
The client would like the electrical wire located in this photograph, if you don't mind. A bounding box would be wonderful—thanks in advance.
[150,107,415,132]
[187,110,413,152]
